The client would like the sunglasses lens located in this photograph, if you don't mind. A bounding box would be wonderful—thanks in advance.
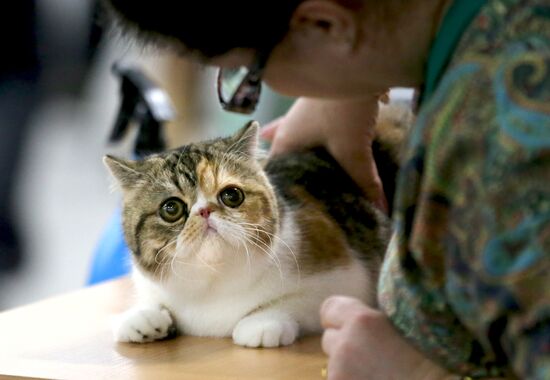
[219,66,250,103]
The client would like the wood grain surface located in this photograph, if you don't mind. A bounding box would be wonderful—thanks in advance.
[0,278,326,380]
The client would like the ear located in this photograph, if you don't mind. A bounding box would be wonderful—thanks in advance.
[103,155,142,189]
[289,0,359,52]
[227,120,261,160]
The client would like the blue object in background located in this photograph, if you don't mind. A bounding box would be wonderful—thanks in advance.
[88,209,131,285]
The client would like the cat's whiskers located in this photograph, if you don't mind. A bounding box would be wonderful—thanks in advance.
[207,215,257,280]
[156,238,178,260]
[241,236,284,283]
[237,221,301,281]
[241,223,277,258]
[172,230,225,276]
[165,249,221,283]
[169,242,182,280]
[252,235,283,274]
[238,230,285,283]
[161,234,200,281]
[234,233,253,280]
[195,249,222,274]
[244,230,283,274]
[224,218,287,280]
[154,237,179,283]
[158,255,173,284]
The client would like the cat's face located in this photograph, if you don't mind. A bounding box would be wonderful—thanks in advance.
[105,122,279,278]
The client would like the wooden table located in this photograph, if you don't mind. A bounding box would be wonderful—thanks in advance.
[0,278,326,380]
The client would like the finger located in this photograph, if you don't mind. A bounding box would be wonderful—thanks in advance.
[321,327,339,356]
[269,125,321,157]
[320,296,367,329]
[373,190,389,214]
[330,145,388,214]
[259,117,282,141]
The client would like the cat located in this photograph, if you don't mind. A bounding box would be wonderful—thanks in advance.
[105,104,410,348]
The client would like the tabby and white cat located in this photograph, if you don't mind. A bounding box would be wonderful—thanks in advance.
[106,108,407,348]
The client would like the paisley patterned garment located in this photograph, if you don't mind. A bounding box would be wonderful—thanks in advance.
[379,0,550,378]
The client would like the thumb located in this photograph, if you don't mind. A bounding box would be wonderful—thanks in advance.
[259,117,283,141]
[330,145,388,214]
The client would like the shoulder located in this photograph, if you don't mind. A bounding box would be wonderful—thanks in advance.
[453,0,550,60]
[417,0,550,150]
[410,0,550,282]
[437,0,550,97]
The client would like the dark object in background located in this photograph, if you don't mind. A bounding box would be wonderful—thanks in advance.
[0,1,40,78]
[0,0,105,273]
[109,62,174,156]
[0,0,40,272]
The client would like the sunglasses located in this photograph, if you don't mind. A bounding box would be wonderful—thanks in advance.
[216,50,270,114]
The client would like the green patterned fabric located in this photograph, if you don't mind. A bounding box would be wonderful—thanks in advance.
[379,0,550,378]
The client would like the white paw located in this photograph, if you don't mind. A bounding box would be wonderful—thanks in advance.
[232,316,299,348]
[113,307,176,343]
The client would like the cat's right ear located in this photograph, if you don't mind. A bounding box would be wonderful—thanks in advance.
[228,120,261,160]
[103,155,142,189]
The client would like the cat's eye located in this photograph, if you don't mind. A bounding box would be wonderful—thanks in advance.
[219,187,245,208]
[159,198,187,223]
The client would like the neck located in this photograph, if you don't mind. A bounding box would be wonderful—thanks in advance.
[355,0,453,89]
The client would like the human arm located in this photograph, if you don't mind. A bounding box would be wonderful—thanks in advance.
[261,96,389,212]
[427,42,550,379]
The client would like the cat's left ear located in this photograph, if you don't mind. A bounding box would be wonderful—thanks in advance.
[103,155,143,190]
[227,120,261,160]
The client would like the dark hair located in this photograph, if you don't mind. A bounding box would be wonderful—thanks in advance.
[102,0,303,58]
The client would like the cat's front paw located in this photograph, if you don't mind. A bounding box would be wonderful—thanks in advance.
[232,315,299,348]
[113,307,176,343]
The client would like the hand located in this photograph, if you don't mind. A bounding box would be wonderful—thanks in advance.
[261,97,388,213]
[320,296,452,380]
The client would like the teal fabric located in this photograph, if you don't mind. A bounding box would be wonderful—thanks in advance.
[420,0,486,105]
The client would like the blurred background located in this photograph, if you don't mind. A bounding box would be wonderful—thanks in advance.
[0,0,293,310]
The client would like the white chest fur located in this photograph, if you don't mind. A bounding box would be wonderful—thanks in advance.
[131,251,372,339]
[119,210,374,346]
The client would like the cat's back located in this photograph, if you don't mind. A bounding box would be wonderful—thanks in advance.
[265,148,391,278]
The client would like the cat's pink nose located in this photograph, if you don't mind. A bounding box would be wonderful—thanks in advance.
[198,207,211,219]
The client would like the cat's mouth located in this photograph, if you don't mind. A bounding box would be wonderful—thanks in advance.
[204,219,218,234]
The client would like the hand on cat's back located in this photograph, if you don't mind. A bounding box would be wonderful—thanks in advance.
[261,96,388,212]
